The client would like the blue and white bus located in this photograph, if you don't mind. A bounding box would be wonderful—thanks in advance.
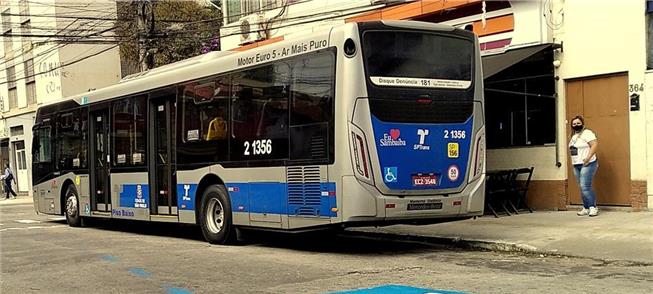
[32,20,485,244]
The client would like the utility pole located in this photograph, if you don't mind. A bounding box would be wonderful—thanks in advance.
[146,0,156,70]
[137,0,155,71]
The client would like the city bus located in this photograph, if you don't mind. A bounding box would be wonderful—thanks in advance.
[32,20,485,244]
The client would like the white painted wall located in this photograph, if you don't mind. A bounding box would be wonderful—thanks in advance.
[58,45,121,98]
[554,0,648,183]
[644,72,653,208]
[55,0,120,98]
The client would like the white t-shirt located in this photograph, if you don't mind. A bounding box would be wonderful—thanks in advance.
[568,129,597,165]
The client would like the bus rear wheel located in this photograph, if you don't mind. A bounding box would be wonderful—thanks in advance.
[64,185,82,227]
[199,185,236,244]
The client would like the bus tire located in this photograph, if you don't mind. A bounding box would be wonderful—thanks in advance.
[199,185,236,244]
[64,185,82,227]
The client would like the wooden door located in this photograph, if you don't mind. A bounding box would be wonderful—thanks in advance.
[565,74,631,206]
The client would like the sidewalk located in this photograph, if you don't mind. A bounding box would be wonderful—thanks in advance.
[352,210,653,264]
[0,195,33,206]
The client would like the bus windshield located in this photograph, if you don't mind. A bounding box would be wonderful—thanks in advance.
[363,31,473,89]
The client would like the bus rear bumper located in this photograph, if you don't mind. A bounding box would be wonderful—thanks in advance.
[341,174,485,224]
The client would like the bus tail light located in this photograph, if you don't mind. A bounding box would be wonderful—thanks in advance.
[352,132,369,178]
[350,125,373,183]
[470,127,486,182]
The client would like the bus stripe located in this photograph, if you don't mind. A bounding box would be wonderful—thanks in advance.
[226,182,337,217]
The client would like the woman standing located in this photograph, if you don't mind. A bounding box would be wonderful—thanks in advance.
[568,115,599,216]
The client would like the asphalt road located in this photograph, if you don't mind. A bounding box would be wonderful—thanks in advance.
[1,201,652,294]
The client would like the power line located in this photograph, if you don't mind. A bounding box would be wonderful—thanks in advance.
[0,17,113,54]
[0,11,117,76]
[1,12,119,21]
[0,11,223,23]
[20,0,119,13]
[1,1,380,85]
[1,0,311,28]
[0,44,118,86]
[2,2,375,45]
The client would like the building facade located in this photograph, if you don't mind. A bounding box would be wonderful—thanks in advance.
[0,0,121,196]
[221,0,652,211]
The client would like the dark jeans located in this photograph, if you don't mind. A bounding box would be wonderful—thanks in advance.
[5,179,16,198]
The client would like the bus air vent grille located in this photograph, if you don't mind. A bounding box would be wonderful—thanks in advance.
[287,166,323,216]
[310,136,327,158]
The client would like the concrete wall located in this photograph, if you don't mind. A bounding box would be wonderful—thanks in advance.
[488,146,561,180]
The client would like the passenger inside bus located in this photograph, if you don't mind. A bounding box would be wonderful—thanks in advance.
[205,111,227,140]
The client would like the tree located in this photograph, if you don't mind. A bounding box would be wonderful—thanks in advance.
[116,0,222,75]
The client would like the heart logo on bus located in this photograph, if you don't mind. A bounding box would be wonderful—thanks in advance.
[390,129,400,140]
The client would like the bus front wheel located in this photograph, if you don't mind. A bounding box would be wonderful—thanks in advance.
[199,185,236,244]
[64,185,82,227]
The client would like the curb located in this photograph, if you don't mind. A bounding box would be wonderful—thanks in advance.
[346,230,653,266]
[346,230,538,253]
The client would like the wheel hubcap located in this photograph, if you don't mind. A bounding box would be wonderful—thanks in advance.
[66,194,78,217]
[206,198,224,234]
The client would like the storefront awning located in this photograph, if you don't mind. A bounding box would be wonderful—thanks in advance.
[482,44,552,79]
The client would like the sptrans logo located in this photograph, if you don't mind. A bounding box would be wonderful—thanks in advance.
[414,129,430,151]
[380,129,406,147]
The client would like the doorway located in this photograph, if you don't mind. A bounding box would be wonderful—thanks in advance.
[12,140,28,192]
[565,74,631,206]
[149,89,177,216]
[90,107,111,212]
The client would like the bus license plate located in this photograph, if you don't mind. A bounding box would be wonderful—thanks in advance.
[407,202,443,210]
[412,174,439,186]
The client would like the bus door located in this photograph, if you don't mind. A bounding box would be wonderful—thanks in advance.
[149,90,177,216]
[90,107,111,212]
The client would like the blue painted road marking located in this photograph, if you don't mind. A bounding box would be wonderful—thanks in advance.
[165,287,193,294]
[331,284,466,294]
[101,255,192,293]
[101,255,118,262]
[128,268,152,278]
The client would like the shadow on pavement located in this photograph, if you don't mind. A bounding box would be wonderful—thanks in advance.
[244,230,457,255]
[59,218,456,255]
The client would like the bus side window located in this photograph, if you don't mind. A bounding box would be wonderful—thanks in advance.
[202,82,229,142]
[80,109,88,168]
[231,63,289,161]
[179,76,230,163]
[289,50,335,161]
[32,127,52,164]
[56,110,82,170]
[112,96,147,167]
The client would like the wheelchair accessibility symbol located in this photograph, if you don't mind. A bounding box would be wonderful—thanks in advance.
[384,167,398,183]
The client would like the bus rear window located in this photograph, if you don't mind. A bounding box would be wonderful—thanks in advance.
[363,31,472,88]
